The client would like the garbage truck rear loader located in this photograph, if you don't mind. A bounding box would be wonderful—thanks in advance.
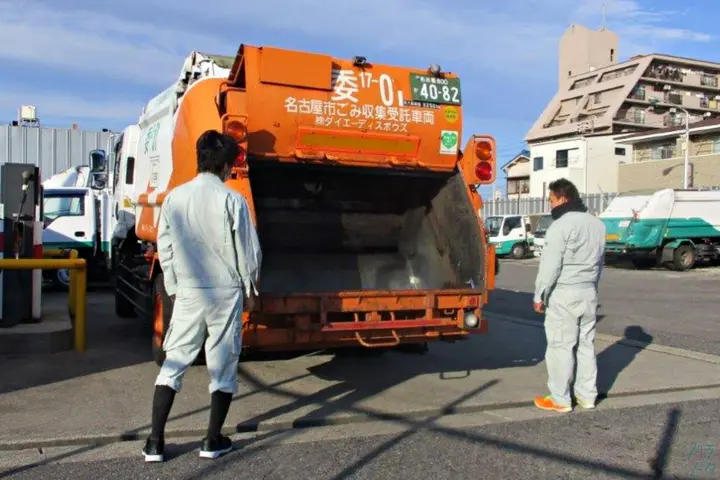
[112,46,498,364]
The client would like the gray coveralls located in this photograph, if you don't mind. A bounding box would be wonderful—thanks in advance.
[154,173,262,394]
[533,210,606,407]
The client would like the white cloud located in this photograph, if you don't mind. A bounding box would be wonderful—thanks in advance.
[0,89,142,124]
[0,0,715,128]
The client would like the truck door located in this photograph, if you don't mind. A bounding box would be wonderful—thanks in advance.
[42,189,96,251]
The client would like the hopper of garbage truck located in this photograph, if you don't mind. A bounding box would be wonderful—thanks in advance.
[250,161,486,298]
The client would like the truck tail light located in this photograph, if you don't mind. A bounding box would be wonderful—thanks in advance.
[475,161,493,181]
[226,120,247,142]
[473,139,495,184]
[235,146,247,166]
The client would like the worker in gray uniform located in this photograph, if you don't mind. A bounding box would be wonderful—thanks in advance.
[142,129,262,462]
[532,178,605,413]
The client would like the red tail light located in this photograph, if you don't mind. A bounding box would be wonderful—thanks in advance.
[226,121,247,142]
[235,147,247,165]
[475,161,492,181]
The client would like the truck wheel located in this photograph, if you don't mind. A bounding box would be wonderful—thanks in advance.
[115,287,136,318]
[511,243,527,259]
[671,245,696,271]
[151,273,206,367]
[52,269,71,291]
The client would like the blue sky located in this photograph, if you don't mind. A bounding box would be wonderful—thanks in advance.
[1,0,717,191]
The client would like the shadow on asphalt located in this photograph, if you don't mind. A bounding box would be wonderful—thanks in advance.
[0,290,151,395]
[1,295,665,479]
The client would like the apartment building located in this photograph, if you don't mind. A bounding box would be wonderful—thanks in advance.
[501,151,531,199]
[615,117,720,192]
[525,24,720,196]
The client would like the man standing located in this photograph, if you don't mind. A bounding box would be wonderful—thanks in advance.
[532,178,605,413]
[142,130,262,462]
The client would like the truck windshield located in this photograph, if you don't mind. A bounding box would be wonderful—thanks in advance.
[44,194,85,222]
[485,216,502,236]
[535,215,553,233]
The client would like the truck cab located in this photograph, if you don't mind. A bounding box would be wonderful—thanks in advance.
[484,214,533,259]
[531,213,553,257]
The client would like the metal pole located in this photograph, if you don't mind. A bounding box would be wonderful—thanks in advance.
[683,109,689,189]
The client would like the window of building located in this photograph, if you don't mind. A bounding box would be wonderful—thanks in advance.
[615,147,626,156]
[533,156,544,171]
[507,178,530,195]
[593,92,602,104]
[713,136,720,154]
[610,49,615,62]
[651,144,675,160]
[555,148,579,168]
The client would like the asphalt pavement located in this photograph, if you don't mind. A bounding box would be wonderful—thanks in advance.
[1,398,718,479]
[488,259,720,356]
[1,262,719,479]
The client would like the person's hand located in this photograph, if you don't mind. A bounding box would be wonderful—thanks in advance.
[533,301,545,314]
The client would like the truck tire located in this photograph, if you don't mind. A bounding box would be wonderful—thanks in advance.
[671,244,696,271]
[151,273,206,367]
[511,242,527,259]
[115,287,136,318]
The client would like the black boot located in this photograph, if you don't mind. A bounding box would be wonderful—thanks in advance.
[142,385,176,462]
[200,391,233,459]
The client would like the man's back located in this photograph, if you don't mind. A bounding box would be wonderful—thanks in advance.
[160,172,251,290]
[549,211,606,288]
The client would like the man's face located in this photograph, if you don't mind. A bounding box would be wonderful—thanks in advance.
[549,192,567,209]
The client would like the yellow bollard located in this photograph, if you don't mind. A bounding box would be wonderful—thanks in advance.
[0,257,87,353]
[74,265,87,353]
[67,250,78,319]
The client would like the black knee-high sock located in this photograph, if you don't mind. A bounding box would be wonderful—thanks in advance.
[207,391,233,439]
[151,385,176,440]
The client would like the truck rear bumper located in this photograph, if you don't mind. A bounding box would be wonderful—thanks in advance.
[242,290,487,351]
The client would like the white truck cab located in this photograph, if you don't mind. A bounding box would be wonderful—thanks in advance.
[531,213,553,257]
[483,214,534,259]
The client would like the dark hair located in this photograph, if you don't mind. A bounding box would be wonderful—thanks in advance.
[196,130,239,176]
[548,178,580,202]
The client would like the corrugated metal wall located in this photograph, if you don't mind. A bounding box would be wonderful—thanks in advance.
[483,193,617,217]
[0,126,115,181]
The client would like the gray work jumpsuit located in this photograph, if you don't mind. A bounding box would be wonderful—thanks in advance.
[154,173,262,394]
[533,210,606,407]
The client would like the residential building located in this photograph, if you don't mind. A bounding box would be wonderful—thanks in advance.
[527,135,631,197]
[501,150,531,198]
[525,23,720,195]
[615,117,720,192]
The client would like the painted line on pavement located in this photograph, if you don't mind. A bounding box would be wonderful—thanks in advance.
[487,312,720,365]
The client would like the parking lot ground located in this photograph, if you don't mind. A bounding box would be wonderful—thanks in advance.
[0,292,719,452]
[491,258,720,356]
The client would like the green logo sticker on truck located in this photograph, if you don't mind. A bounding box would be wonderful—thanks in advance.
[439,130,459,155]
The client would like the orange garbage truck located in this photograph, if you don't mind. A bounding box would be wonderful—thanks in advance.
[111,46,498,365]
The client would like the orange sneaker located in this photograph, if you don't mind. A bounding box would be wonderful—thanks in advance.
[533,395,572,413]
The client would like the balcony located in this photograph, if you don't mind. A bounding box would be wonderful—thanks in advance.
[645,65,684,83]
[664,116,684,127]
[615,112,646,125]
[701,75,719,88]
[665,93,683,105]
[629,89,646,100]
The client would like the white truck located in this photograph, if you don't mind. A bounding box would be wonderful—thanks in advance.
[41,151,114,287]
[530,213,553,257]
[483,214,534,259]
[599,188,720,270]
